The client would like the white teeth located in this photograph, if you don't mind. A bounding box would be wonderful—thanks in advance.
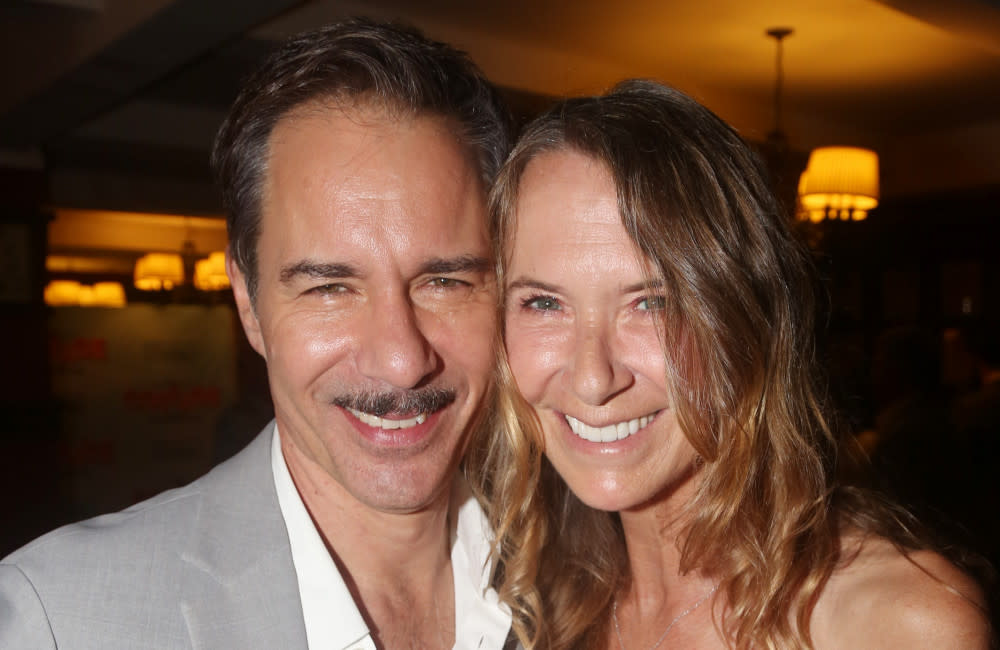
[565,413,657,443]
[347,408,427,430]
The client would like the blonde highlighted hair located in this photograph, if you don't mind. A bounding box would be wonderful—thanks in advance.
[466,80,952,649]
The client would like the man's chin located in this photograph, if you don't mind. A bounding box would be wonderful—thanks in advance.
[349,463,459,515]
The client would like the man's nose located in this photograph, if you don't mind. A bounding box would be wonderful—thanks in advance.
[567,324,633,406]
[356,292,438,389]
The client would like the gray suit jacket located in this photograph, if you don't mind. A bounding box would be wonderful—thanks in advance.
[0,423,310,649]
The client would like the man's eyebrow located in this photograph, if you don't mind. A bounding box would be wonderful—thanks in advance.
[420,255,491,276]
[279,260,359,284]
[506,277,562,294]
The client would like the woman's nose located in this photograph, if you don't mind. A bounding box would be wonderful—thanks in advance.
[567,325,633,405]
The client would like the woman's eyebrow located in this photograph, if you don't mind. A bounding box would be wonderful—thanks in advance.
[506,277,563,293]
[623,279,665,293]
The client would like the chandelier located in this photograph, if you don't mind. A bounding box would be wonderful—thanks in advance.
[764,27,881,223]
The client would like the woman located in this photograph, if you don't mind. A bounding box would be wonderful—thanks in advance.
[468,80,991,649]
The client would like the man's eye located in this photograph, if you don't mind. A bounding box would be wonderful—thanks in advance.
[637,295,666,311]
[428,277,467,289]
[521,295,561,311]
[309,283,348,295]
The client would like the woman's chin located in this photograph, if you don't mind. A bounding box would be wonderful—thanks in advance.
[562,475,642,512]
[560,461,701,515]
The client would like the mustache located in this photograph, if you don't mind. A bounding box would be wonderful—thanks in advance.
[332,386,456,416]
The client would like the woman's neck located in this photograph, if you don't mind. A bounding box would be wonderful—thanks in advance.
[615,464,716,604]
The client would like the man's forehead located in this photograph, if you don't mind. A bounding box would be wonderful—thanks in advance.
[258,101,489,273]
[266,104,479,192]
[274,96,465,153]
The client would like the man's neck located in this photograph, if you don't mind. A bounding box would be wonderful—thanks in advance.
[281,433,456,647]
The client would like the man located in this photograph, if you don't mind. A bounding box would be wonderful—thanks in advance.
[1,18,513,648]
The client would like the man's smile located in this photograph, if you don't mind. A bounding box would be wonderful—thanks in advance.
[345,407,429,430]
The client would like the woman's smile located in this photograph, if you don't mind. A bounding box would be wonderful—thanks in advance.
[563,410,661,443]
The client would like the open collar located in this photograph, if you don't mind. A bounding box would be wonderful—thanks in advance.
[272,425,511,649]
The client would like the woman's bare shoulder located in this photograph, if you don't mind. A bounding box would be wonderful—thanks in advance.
[810,535,992,649]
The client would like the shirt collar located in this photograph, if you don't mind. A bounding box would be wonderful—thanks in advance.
[271,426,511,650]
[272,426,375,649]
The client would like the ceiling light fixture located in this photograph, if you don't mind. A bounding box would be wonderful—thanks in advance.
[134,252,184,290]
[765,26,794,156]
[764,26,880,223]
[798,146,880,222]
[44,280,83,306]
[193,251,230,291]
[44,280,126,307]
[92,281,127,307]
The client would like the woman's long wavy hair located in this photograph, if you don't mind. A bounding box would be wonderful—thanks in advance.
[466,79,946,649]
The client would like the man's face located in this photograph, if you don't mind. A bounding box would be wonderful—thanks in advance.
[229,104,496,514]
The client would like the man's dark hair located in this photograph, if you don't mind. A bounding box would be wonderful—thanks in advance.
[211,17,512,302]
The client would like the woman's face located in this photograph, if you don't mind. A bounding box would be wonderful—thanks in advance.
[504,149,699,513]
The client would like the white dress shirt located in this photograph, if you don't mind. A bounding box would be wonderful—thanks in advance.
[271,427,512,649]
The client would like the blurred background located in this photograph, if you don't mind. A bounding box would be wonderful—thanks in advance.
[1,0,998,584]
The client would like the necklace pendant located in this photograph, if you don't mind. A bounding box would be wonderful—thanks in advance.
[611,582,719,650]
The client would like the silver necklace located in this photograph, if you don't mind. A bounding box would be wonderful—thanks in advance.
[612,583,719,650]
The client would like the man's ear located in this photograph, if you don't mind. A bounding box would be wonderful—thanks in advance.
[227,250,265,358]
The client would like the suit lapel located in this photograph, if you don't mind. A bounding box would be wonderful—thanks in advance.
[178,424,308,649]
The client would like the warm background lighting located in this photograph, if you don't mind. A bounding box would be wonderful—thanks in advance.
[798,146,880,222]
[44,280,82,306]
[134,253,184,291]
[44,280,126,307]
[92,282,127,307]
[194,251,230,291]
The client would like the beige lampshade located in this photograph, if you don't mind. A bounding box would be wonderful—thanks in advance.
[798,146,879,222]
[194,251,230,291]
[77,285,96,306]
[93,281,127,307]
[44,280,83,306]
[134,253,184,290]
[44,280,127,306]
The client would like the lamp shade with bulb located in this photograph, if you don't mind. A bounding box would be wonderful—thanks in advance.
[798,146,879,222]
[93,281,127,307]
[44,280,83,306]
[134,253,184,290]
[194,251,230,291]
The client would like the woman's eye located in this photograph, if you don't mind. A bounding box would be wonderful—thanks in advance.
[637,295,666,311]
[522,295,561,311]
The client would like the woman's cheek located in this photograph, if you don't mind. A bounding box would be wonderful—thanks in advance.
[507,324,569,404]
